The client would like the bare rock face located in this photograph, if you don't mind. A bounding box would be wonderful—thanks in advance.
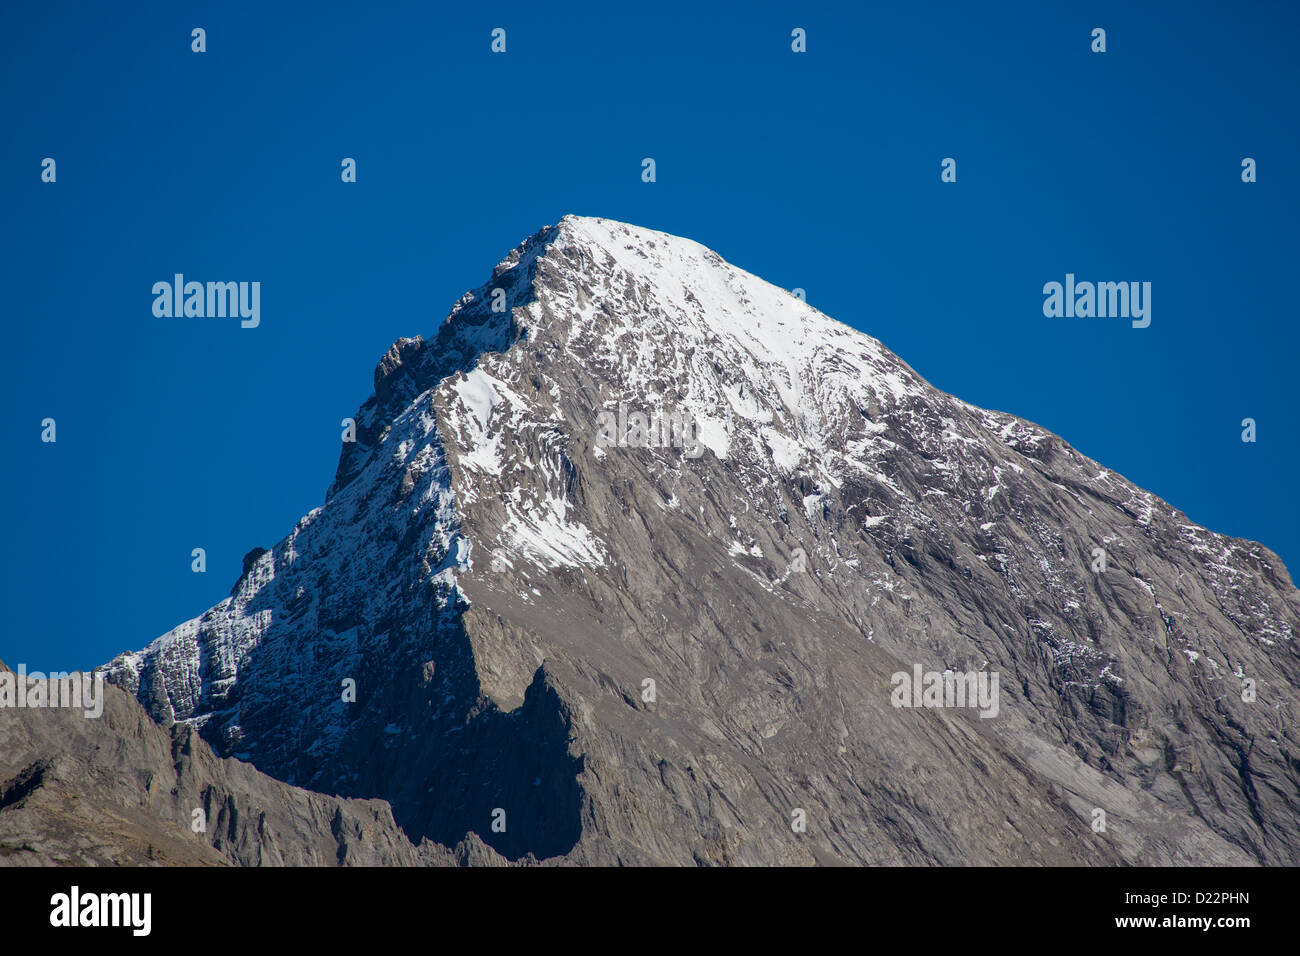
[63,216,1300,865]
[0,663,463,866]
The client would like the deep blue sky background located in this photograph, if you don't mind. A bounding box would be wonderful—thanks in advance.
[3,1,1297,671]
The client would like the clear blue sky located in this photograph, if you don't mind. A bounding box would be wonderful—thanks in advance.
[3,1,1297,671]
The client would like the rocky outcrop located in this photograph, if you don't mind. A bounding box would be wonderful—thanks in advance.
[0,662,507,866]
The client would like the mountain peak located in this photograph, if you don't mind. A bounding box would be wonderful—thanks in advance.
[96,216,1300,866]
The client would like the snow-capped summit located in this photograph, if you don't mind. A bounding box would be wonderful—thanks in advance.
[102,216,1300,865]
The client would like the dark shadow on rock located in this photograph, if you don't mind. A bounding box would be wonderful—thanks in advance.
[103,222,586,861]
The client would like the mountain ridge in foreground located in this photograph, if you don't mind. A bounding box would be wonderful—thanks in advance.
[7,215,1298,865]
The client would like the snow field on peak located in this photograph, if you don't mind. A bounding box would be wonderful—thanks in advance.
[541,217,930,484]
[442,360,609,572]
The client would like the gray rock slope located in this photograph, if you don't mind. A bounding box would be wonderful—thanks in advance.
[0,662,474,865]
[90,216,1299,865]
